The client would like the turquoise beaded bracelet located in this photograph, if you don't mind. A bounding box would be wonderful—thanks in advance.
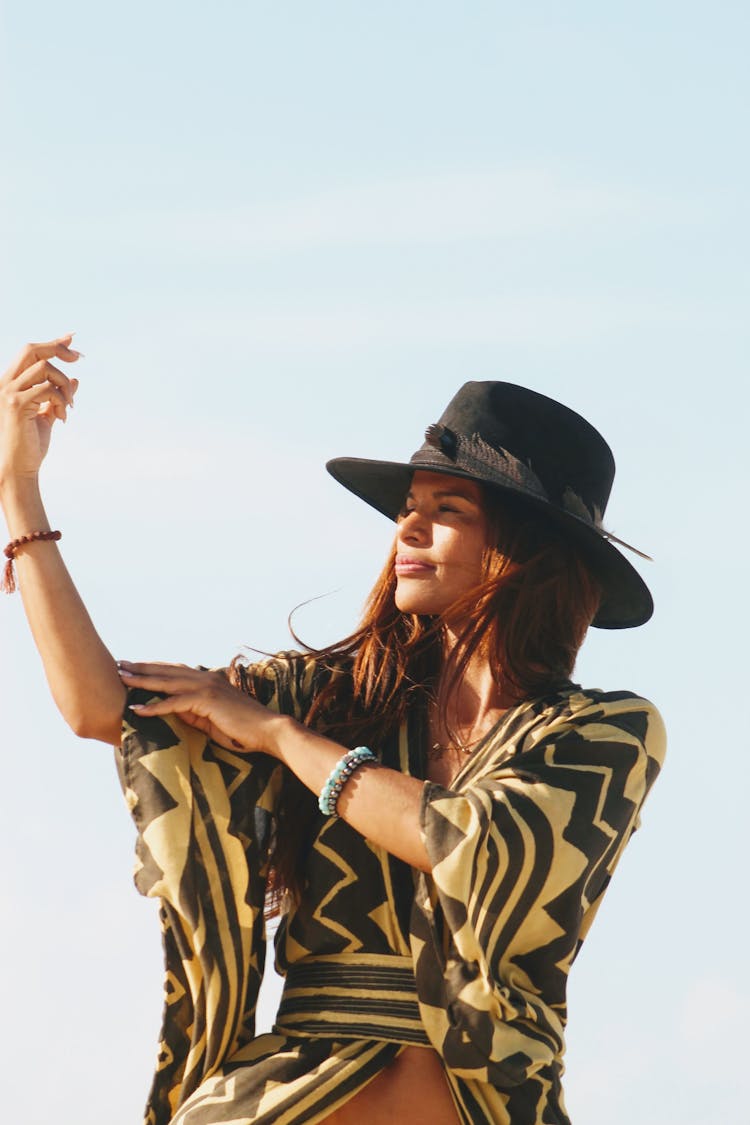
[318,746,377,818]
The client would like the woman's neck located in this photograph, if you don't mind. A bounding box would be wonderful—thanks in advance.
[432,633,513,750]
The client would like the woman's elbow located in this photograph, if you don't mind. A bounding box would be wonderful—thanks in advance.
[65,708,122,745]
[58,686,126,745]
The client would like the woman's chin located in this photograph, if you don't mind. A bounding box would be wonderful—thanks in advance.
[395,591,444,616]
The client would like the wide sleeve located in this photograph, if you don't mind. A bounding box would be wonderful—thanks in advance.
[115,655,310,1125]
[409,692,666,1089]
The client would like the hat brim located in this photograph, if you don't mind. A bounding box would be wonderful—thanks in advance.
[326,456,653,630]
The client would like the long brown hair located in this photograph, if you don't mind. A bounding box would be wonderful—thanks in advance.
[235,489,602,906]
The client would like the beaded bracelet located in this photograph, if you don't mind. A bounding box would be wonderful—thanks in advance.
[2,530,62,594]
[318,746,378,818]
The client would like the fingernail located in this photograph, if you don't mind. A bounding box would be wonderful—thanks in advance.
[129,703,146,712]
[68,350,83,358]
[118,668,135,677]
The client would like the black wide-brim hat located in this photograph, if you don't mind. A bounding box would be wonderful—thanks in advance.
[327,381,653,629]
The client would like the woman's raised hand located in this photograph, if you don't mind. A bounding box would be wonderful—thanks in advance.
[0,336,81,486]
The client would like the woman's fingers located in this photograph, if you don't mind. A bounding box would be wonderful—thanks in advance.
[1,336,82,387]
[16,380,70,415]
[128,694,200,715]
[36,401,64,427]
[14,360,77,406]
[118,660,198,677]
[117,663,226,694]
[119,672,199,694]
[125,697,242,751]
[119,665,275,755]
[0,337,82,478]
[6,381,70,425]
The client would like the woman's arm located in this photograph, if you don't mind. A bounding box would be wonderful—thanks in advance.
[0,338,126,743]
[118,661,431,870]
[268,715,430,870]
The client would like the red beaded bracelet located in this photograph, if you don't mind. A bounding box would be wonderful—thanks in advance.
[2,530,62,594]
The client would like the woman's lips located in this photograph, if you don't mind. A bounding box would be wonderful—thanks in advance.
[395,556,436,576]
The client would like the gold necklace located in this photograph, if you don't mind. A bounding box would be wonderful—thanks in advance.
[427,691,502,761]
[427,731,486,760]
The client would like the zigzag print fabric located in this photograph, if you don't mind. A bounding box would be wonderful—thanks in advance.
[118,654,665,1124]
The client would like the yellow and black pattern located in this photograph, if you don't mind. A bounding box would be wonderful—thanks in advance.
[118,655,665,1124]
[116,700,281,1123]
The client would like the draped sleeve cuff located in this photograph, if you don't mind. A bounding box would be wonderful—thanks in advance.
[409,692,666,1087]
[115,686,282,1123]
[411,777,563,1086]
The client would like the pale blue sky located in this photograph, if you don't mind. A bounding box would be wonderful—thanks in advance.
[1,4,747,1123]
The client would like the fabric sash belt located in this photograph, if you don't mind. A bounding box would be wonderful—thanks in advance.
[275,953,430,1046]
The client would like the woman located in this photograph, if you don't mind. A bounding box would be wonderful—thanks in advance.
[0,336,665,1125]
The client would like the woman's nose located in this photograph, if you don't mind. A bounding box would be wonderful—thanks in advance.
[398,508,431,544]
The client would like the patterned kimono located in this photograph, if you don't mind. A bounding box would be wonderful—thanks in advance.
[117,653,665,1125]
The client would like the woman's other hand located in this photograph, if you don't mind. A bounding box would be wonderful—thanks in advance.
[119,661,432,870]
[118,662,285,754]
[0,336,81,486]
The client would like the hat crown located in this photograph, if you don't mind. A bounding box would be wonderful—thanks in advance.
[411,381,615,523]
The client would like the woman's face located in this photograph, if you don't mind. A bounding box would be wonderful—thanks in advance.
[394,470,489,617]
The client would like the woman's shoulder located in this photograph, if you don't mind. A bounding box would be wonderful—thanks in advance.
[523,683,666,766]
[557,683,663,722]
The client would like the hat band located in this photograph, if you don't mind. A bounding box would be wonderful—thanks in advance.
[412,433,653,562]
[414,424,602,527]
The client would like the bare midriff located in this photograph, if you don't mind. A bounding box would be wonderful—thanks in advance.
[320,1045,460,1125]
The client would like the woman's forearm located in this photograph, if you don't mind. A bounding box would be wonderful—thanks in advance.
[270,716,431,871]
[2,476,125,743]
